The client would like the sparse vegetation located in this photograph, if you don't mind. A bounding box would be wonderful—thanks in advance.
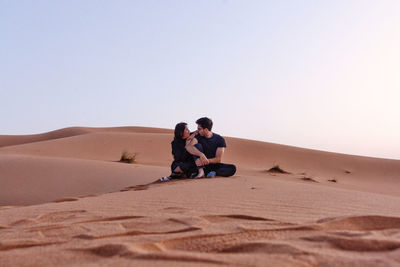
[267,164,290,174]
[119,151,136,163]
[328,179,337,183]
[344,170,351,174]
[300,177,318,182]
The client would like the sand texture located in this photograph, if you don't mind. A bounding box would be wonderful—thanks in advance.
[1,126,400,266]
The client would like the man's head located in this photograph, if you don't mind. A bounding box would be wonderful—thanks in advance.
[196,117,213,137]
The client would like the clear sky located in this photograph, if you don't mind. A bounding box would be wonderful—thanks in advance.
[1,0,399,159]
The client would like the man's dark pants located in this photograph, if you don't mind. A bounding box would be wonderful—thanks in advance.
[194,144,236,177]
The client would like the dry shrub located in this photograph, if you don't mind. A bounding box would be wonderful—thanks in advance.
[267,164,290,174]
[120,151,136,163]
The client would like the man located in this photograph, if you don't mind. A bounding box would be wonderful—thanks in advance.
[185,117,236,178]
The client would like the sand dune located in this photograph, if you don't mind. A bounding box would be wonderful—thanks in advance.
[1,127,398,196]
[0,126,172,148]
[0,154,167,206]
[0,132,171,165]
[0,126,399,266]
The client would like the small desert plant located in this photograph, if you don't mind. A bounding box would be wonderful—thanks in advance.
[300,177,318,182]
[328,178,337,183]
[120,151,137,163]
[267,164,290,174]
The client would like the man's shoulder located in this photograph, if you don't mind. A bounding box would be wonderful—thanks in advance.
[213,133,226,147]
[213,132,223,138]
[212,133,225,141]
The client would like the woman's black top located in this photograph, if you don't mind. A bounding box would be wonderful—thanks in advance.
[171,138,192,163]
[170,136,197,177]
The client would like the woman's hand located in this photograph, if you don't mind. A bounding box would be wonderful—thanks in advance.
[186,131,198,142]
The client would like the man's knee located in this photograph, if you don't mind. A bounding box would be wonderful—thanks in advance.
[217,164,236,177]
[228,164,236,176]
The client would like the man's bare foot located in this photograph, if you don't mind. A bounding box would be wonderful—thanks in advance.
[194,168,205,178]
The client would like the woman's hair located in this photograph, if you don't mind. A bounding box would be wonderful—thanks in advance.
[174,122,187,140]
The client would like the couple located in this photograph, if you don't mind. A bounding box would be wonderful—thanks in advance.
[168,117,236,180]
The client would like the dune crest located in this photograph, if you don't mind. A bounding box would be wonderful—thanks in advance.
[0,126,172,148]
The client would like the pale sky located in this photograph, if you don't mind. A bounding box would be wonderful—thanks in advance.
[1,0,399,159]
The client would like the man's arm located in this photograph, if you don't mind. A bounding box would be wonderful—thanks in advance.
[207,147,224,164]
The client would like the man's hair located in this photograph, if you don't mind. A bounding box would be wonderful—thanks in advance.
[196,117,213,131]
[174,122,187,139]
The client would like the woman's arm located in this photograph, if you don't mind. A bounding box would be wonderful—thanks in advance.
[186,130,198,143]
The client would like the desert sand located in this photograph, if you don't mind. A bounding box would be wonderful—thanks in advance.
[0,126,400,266]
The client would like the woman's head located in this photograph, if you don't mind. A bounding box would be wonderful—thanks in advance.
[174,122,190,140]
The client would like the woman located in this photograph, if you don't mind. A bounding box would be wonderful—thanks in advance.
[162,122,197,181]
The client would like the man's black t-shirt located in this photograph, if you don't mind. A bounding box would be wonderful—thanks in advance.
[195,133,226,159]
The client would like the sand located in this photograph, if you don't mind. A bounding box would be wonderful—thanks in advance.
[0,126,399,266]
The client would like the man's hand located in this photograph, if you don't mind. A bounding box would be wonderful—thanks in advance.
[200,153,209,165]
[195,153,209,166]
